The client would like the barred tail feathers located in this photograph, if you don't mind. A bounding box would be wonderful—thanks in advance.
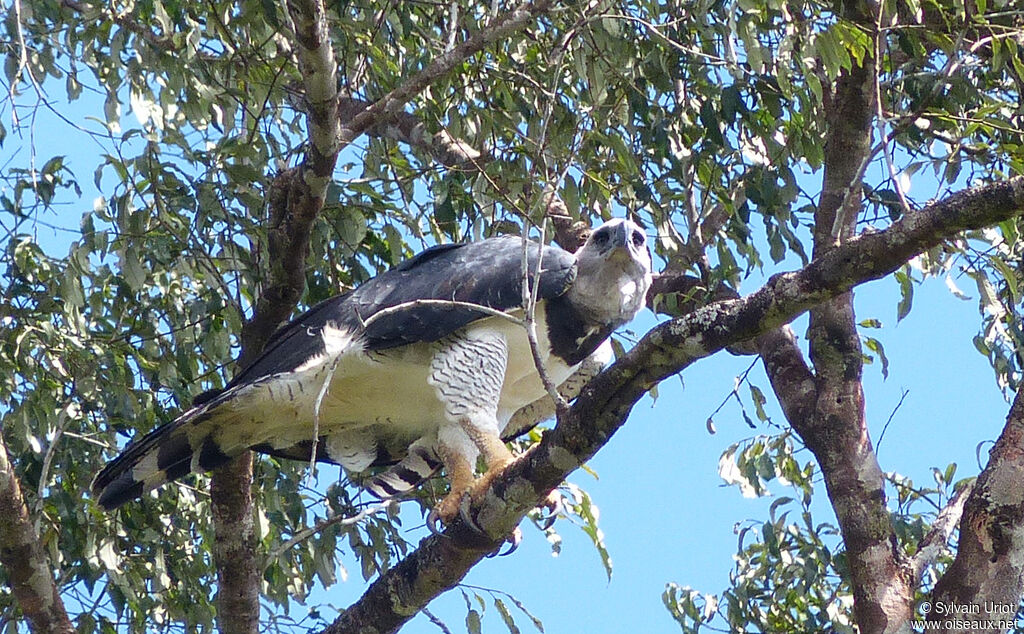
[91,399,237,510]
[93,325,364,510]
[363,440,441,499]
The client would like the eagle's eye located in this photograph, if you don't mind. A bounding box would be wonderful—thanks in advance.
[593,229,609,246]
[631,230,645,247]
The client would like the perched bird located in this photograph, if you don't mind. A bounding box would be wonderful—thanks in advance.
[92,219,652,524]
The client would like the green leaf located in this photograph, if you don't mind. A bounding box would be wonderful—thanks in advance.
[574,490,613,581]
[260,0,281,29]
[699,99,725,147]
[121,246,146,291]
[466,610,483,634]
[507,596,544,632]
[864,337,889,379]
[494,598,521,634]
[895,268,914,322]
[749,385,769,422]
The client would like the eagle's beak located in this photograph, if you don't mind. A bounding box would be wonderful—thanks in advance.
[607,223,639,263]
[609,244,633,263]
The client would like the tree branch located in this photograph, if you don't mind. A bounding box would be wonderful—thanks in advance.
[758,326,816,425]
[802,7,913,629]
[931,383,1024,630]
[59,0,176,52]
[0,435,74,634]
[337,97,483,167]
[910,481,973,583]
[210,452,259,634]
[339,0,556,148]
[325,176,1024,633]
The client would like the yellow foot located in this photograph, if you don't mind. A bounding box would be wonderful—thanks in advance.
[432,487,469,527]
[468,455,517,502]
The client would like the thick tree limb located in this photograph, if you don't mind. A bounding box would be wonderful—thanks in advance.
[804,19,913,632]
[210,452,259,634]
[325,176,1024,633]
[0,435,74,634]
[758,326,816,425]
[930,384,1024,632]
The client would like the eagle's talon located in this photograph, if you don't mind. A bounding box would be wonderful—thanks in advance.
[428,490,465,534]
[488,527,522,557]
[537,510,558,531]
[426,508,446,535]
[456,494,493,537]
[535,490,563,530]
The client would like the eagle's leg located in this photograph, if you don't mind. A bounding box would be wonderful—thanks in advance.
[429,330,512,525]
[464,427,515,500]
[434,437,476,524]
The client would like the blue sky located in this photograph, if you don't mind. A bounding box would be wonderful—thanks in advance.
[5,87,1013,634]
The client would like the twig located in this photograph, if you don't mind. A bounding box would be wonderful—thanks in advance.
[34,407,69,522]
[422,608,454,634]
[910,480,974,581]
[339,0,555,148]
[265,501,391,564]
[359,298,524,332]
[706,357,759,421]
[308,353,343,482]
[875,388,910,452]
[873,3,912,217]
[521,218,570,417]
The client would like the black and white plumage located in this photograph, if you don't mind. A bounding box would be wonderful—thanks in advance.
[92,219,652,521]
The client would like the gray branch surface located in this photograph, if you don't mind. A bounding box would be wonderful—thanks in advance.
[931,384,1024,632]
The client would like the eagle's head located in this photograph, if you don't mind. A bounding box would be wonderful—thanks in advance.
[569,218,653,327]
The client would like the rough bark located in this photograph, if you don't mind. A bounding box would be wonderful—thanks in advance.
[930,385,1024,632]
[210,452,259,634]
[325,176,1024,633]
[336,97,483,167]
[0,435,74,634]
[803,21,915,631]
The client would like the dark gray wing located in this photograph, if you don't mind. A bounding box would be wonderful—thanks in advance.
[227,235,577,389]
[91,236,575,509]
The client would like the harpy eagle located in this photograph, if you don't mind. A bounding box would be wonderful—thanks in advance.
[92,219,652,523]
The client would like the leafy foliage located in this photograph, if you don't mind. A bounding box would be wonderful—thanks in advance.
[1,0,1022,631]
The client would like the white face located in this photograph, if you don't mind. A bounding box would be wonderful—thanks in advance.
[572,219,653,325]
[577,218,653,279]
